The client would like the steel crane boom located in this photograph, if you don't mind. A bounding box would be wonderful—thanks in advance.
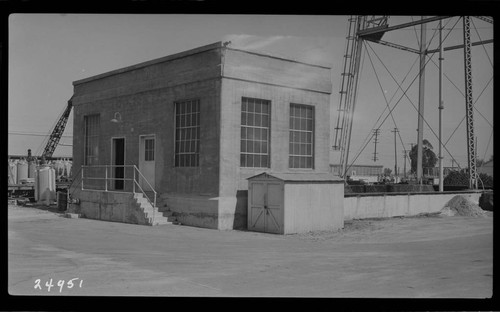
[41,96,73,159]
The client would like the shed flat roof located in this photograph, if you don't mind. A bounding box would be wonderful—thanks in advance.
[247,172,343,182]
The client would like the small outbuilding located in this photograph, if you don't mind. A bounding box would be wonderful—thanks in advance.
[247,172,344,234]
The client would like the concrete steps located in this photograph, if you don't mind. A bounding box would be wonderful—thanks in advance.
[133,193,179,226]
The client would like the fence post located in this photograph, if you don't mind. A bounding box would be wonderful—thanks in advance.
[81,167,84,190]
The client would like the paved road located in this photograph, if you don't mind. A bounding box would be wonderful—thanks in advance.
[8,204,493,297]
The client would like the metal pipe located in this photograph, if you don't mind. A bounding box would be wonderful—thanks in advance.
[416,16,427,184]
[105,165,108,191]
[438,19,444,192]
[392,128,399,180]
[133,167,136,193]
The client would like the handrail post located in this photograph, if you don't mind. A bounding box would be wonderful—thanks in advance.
[105,165,108,191]
[81,166,84,190]
[133,167,136,193]
[153,192,156,226]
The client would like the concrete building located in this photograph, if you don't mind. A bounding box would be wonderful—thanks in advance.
[69,42,334,230]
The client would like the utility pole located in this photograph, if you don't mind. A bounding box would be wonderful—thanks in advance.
[416,16,427,185]
[402,149,407,178]
[391,128,399,181]
[438,19,444,192]
[372,128,380,162]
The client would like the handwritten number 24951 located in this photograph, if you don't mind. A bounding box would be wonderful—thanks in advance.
[34,278,83,292]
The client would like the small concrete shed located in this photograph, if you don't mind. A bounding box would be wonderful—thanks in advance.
[247,172,344,234]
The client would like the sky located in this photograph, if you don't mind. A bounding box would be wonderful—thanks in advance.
[8,14,493,171]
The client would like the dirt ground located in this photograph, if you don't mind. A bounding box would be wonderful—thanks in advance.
[7,203,493,298]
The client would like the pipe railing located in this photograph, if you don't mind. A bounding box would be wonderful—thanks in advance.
[81,165,157,224]
[67,166,83,204]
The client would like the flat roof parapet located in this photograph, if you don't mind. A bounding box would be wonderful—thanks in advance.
[72,41,331,86]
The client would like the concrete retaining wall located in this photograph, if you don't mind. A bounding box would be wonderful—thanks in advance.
[71,190,149,225]
[344,191,482,220]
[160,193,219,229]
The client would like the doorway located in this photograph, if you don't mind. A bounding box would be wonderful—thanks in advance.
[139,135,156,191]
[111,137,125,190]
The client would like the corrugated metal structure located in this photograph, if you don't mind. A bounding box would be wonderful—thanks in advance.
[247,172,344,234]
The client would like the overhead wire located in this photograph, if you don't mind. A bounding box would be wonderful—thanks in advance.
[346,51,420,171]
[346,18,425,169]
[441,75,493,147]
[427,56,493,128]
[470,17,494,67]
[364,41,414,157]
[34,102,70,156]
[362,41,412,168]
[347,16,462,171]
[9,131,73,137]
[410,16,421,47]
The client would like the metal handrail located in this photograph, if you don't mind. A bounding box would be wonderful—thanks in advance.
[67,166,83,202]
[132,165,156,224]
[81,165,157,224]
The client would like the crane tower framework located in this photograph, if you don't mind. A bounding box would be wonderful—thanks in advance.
[332,15,492,189]
[41,96,73,159]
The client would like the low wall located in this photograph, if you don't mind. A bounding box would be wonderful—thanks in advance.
[160,194,220,229]
[344,191,482,220]
[159,191,248,230]
[69,190,149,224]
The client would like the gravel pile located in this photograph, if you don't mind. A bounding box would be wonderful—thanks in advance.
[440,195,487,217]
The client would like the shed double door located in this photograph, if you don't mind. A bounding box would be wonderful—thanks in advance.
[248,181,283,234]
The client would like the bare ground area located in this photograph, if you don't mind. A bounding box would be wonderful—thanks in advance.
[7,203,493,298]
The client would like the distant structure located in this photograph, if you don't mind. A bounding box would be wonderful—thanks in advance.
[477,159,493,177]
[330,164,383,183]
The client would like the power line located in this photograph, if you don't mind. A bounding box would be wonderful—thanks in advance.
[359,20,463,169]
[470,17,494,68]
[364,41,409,156]
[347,50,420,171]
[428,57,493,127]
[9,131,73,138]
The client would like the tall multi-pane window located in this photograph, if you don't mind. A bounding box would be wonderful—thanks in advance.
[289,104,314,169]
[175,99,200,167]
[84,114,100,165]
[240,97,270,168]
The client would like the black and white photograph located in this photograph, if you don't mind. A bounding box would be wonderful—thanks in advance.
[6,9,494,302]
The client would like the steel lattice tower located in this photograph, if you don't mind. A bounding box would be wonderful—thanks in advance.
[462,16,478,189]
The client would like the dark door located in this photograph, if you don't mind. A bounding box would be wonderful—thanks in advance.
[112,138,125,190]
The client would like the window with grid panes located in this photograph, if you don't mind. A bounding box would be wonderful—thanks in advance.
[175,99,200,167]
[289,104,314,169]
[240,97,270,168]
[144,138,155,161]
[84,114,100,165]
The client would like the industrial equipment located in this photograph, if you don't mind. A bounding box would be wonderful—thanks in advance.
[41,96,73,159]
